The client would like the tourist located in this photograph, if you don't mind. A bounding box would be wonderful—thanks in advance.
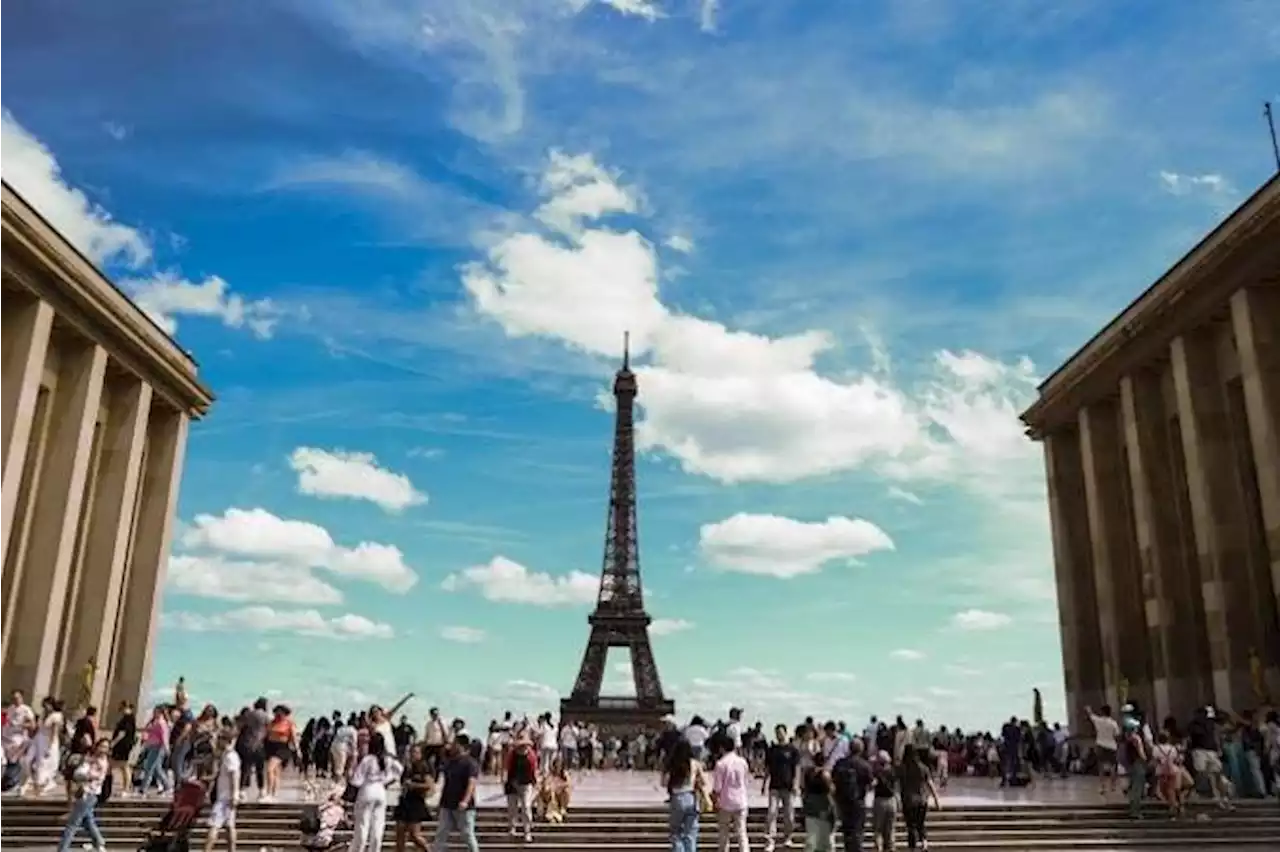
[204,731,241,852]
[504,732,539,841]
[56,735,109,852]
[1187,706,1232,810]
[897,744,940,852]
[1151,730,1184,818]
[762,724,800,852]
[1120,718,1148,819]
[1084,704,1119,796]
[537,713,558,775]
[235,698,270,799]
[135,704,172,797]
[393,743,433,852]
[831,738,873,852]
[869,751,897,852]
[23,697,64,795]
[558,720,578,770]
[109,700,137,798]
[423,707,450,773]
[332,713,358,780]
[263,704,299,802]
[685,716,710,763]
[800,763,834,852]
[347,731,402,852]
[65,705,97,801]
[537,757,572,823]
[433,734,481,852]
[662,737,704,852]
[3,690,34,793]
[712,736,750,852]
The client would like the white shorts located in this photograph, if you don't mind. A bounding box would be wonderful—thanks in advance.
[209,801,237,830]
[1191,749,1222,775]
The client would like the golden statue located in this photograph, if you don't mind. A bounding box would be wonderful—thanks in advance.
[77,656,97,710]
[1249,648,1267,703]
[1117,676,1130,707]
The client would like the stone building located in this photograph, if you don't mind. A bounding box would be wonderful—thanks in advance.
[1022,175,1279,729]
[1,182,213,712]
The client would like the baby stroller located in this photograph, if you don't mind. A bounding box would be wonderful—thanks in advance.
[137,779,208,852]
[298,794,350,850]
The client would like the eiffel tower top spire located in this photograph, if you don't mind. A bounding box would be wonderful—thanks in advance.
[597,331,642,613]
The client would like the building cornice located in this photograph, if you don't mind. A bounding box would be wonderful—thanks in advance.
[1021,174,1280,438]
[2,183,214,417]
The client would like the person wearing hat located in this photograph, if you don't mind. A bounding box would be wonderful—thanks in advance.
[504,731,539,841]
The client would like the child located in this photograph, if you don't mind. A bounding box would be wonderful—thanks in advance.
[300,788,349,850]
[1151,731,1183,819]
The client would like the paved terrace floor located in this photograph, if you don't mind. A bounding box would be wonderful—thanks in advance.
[1,771,1181,809]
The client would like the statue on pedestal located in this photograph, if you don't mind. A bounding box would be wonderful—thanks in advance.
[77,656,97,712]
[1249,648,1268,704]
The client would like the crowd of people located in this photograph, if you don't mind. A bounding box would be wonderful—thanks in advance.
[2,679,1279,852]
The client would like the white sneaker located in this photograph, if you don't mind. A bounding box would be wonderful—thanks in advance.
[524,831,532,842]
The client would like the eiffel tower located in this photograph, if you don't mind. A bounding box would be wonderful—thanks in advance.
[560,335,675,733]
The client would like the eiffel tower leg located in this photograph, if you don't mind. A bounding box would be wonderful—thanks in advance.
[629,631,665,704]
[570,626,608,699]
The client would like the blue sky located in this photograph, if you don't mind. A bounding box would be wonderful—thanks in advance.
[3,0,1276,732]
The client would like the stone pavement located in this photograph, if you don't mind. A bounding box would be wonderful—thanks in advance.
[0,769,1146,808]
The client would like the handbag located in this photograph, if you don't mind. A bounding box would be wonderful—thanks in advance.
[692,765,713,814]
[342,783,359,804]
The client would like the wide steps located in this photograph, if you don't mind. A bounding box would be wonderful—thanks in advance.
[2,800,1277,850]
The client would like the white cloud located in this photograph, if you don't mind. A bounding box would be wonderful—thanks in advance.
[699,513,894,579]
[268,151,430,200]
[928,686,960,698]
[179,507,418,594]
[887,486,923,505]
[1,112,276,339]
[166,554,343,605]
[806,672,858,684]
[122,273,281,339]
[442,556,599,606]
[290,447,428,513]
[952,609,1013,631]
[162,606,394,639]
[650,617,694,636]
[439,625,487,643]
[462,152,1042,492]
[674,667,861,722]
[1158,170,1234,198]
[664,233,695,253]
[699,0,720,33]
[1,111,151,267]
[590,0,665,23]
[890,648,925,661]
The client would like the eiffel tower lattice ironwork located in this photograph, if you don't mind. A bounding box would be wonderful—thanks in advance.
[560,334,674,732]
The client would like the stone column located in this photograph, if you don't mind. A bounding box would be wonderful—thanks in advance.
[1079,400,1151,710]
[1230,287,1280,617]
[1170,329,1255,708]
[1121,370,1205,719]
[1044,428,1105,731]
[107,407,188,713]
[1,296,54,561]
[58,379,152,706]
[1,340,107,698]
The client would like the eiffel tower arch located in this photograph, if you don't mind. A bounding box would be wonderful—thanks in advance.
[560,335,674,734]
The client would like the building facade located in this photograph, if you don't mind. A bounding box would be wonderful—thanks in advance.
[1,183,213,713]
[1022,176,1280,730]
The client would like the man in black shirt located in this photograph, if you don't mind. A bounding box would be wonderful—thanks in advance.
[435,734,481,850]
[1186,707,1231,807]
[762,724,800,852]
[831,739,873,852]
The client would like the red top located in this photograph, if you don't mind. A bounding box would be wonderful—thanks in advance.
[504,745,539,779]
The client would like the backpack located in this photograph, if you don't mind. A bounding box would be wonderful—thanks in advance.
[298,805,322,835]
[510,749,535,785]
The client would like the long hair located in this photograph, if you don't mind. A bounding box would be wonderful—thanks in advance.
[666,737,694,790]
[369,731,388,772]
[900,743,927,788]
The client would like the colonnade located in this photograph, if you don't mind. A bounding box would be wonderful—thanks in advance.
[1045,284,1280,727]
[1,292,189,712]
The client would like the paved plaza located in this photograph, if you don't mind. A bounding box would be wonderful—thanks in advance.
[0,771,1159,809]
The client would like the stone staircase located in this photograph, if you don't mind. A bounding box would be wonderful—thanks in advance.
[2,798,1278,850]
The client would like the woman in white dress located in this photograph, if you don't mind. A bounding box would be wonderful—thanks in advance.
[347,732,402,852]
[27,698,65,794]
